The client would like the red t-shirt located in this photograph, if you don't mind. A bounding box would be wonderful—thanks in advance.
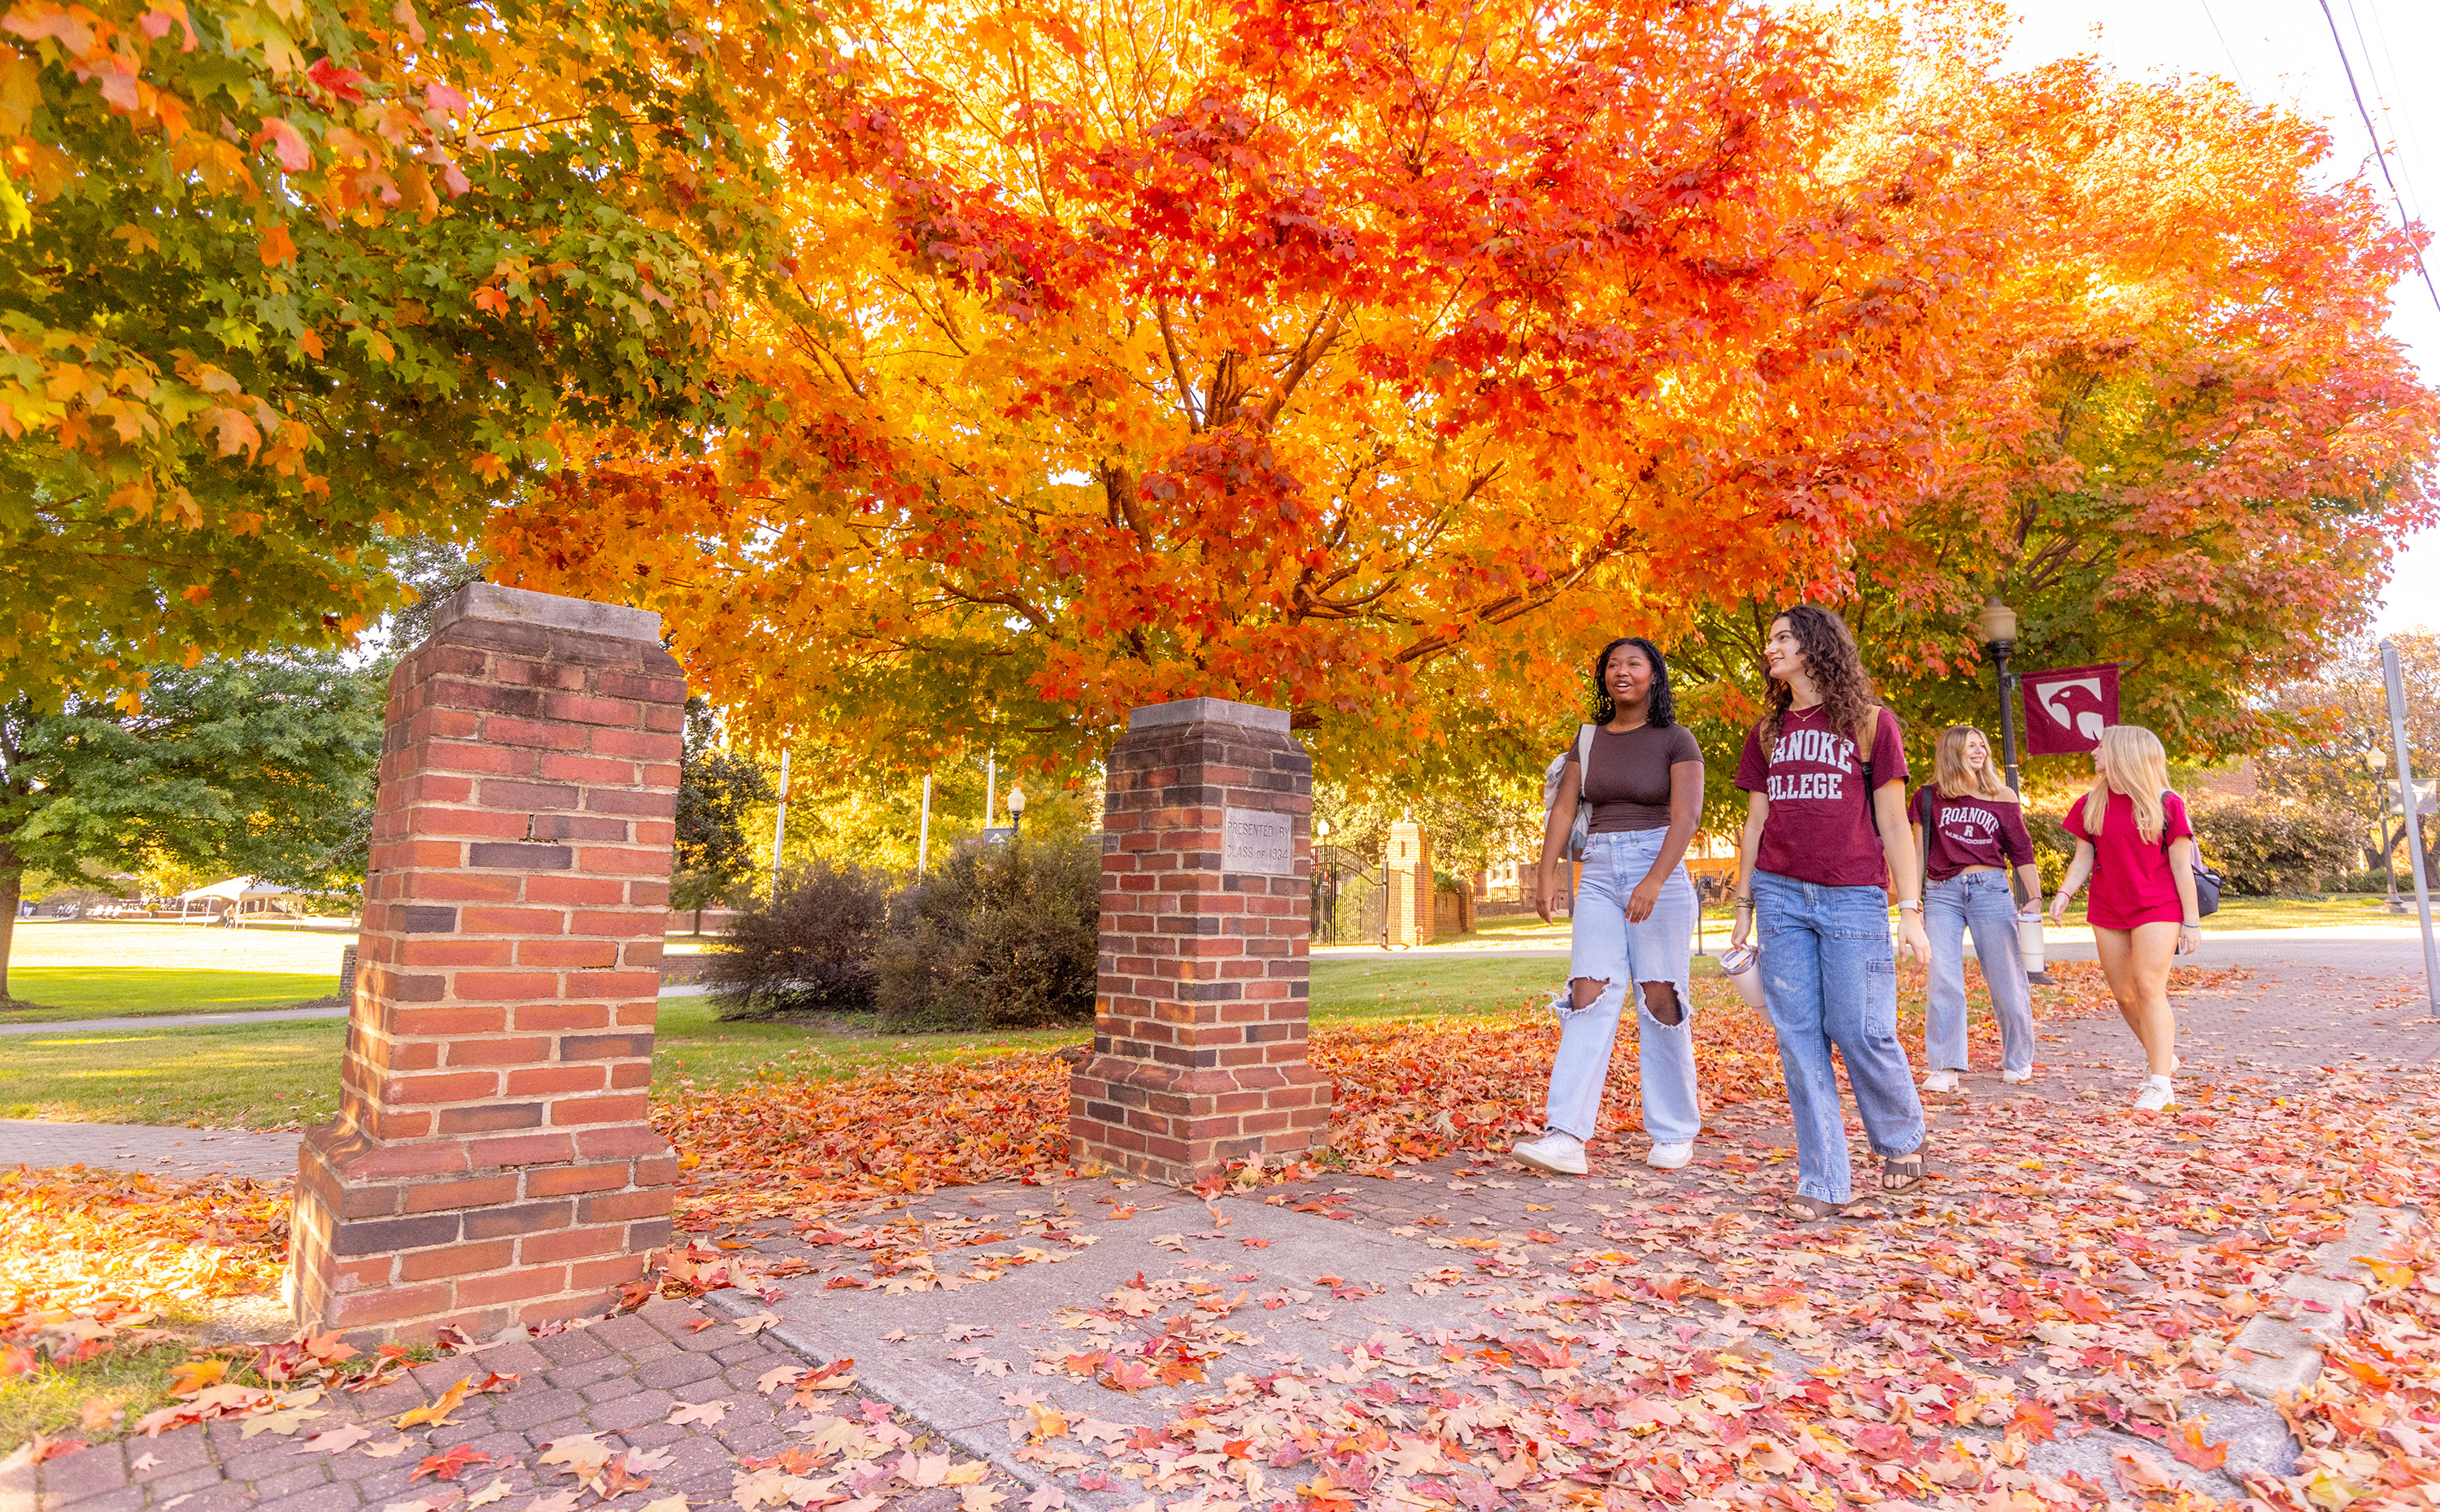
[2063,789,2194,929]
[1735,705,1909,889]
[1911,787,2035,881]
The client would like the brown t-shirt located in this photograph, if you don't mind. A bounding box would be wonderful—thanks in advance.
[1560,723,1704,833]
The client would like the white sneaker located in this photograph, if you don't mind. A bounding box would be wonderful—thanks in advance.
[1923,1070,1960,1093]
[2133,1077,2176,1112]
[1645,1142,1694,1170]
[2001,1067,2033,1084]
[1512,1132,1588,1176]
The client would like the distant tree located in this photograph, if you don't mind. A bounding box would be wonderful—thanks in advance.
[0,654,384,1000]
[672,699,774,930]
[2254,631,2440,877]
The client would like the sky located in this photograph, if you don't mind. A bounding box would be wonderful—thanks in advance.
[1998,0,2437,637]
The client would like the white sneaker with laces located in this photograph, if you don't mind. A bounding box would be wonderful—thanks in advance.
[1513,1131,1588,1176]
[2001,1067,2033,1084]
[2133,1076,2176,1112]
[1923,1070,1960,1093]
[1645,1142,1694,1170]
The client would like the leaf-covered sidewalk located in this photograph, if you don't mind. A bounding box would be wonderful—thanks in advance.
[9,960,2440,1512]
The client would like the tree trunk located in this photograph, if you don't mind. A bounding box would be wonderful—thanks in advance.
[0,843,21,1003]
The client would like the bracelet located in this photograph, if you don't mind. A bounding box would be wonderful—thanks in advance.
[1734,897,1754,909]
[1895,900,1922,913]
[2181,920,2202,928]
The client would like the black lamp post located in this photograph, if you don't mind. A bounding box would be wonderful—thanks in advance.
[1976,596,2022,794]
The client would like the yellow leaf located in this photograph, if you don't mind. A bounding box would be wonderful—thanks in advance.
[168,1359,229,1397]
[394,1377,473,1430]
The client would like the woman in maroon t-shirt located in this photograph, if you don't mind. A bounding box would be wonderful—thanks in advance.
[2049,725,2201,1110]
[1728,604,1928,1218]
[1911,725,2043,1092]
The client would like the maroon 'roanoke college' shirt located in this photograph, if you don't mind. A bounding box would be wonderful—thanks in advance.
[1911,787,2036,881]
[1734,705,1909,889]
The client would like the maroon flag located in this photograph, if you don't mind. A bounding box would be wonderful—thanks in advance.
[2020,663,2120,755]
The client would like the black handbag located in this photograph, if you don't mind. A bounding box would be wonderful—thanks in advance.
[2159,798,2221,917]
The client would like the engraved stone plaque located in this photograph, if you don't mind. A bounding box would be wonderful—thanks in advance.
[1222,808,1293,874]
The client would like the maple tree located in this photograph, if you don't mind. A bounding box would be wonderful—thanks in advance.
[489,0,1995,779]
[0,652,383,1000]
[0,0,802,707]
[1672,30,2440,788]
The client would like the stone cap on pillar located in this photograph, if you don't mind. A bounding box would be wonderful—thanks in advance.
[1126,696,1290,733]
[427,583,662,645]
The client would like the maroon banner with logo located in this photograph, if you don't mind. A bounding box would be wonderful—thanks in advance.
[2020,663,2120,755]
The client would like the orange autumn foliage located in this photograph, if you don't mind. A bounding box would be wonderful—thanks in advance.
[485,0,2438,783]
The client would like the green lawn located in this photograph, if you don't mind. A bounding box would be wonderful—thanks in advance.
[2197,893,2423,930]
[2,958,1571,1128]
[0,969,338,1024]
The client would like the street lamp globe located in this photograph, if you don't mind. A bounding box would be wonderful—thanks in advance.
[1006,786,1026,835]
[1976,596,2018,649]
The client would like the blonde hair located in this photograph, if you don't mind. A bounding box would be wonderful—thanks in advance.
[2081,725,2171,843]
[1934,725,2009,800]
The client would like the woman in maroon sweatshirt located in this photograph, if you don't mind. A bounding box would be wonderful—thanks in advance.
[1911,725,2043,1092]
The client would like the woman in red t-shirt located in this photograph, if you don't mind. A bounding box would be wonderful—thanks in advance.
[2048,725,2202,1111]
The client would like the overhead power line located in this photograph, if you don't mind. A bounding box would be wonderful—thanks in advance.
[2196,0,2250,93]
[2316,0,2440,316]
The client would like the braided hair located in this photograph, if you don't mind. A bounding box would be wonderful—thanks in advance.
[1590,637,1676,727]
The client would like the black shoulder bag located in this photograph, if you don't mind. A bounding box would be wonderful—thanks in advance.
[2159,795,2222,917]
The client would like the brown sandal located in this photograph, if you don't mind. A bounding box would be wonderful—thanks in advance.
[1880,1148,1926,1194]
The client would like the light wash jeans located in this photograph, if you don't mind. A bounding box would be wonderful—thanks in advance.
[1544,830,1701,1146]
[1925,870,2036,1074]
[1752,870,1924,1205]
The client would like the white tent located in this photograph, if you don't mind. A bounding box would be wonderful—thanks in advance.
[175,876,303,922]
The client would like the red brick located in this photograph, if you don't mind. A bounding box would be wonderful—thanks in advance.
[390,1071,500,1105]
[451,971,561,1000]
[445,1036,554,1067]
[325,1283,453,1328]
[512,1003,611,1031]
[577,1188,673,1223]
[568,1253,652,1292]
[400,939,515,970]
[574,848,669,878]
[550,1092,649,1126]
[537,752,640,785]
[503,1065,606,1096]
[459,908,567,936]
[455,1265,571,1308]
[483,715,589,751]
[468,1133,577,1169]
[522,1162,630,1197]
[519,1224,625,1264]
[516,939,617,969]
[399,1240,516,1281]
[391,1006,508,1037]
[525,874,629,906]
[402,1175,521,1213]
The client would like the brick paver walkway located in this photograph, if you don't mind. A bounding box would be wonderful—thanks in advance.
[7,948,2433,1512]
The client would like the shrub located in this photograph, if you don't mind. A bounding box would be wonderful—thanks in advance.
[701,861,891,1019]
[873,835,1100,1031]
[2186,795,2360,896]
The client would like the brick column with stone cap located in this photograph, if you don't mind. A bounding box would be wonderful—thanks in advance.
[1386,818,1436,948]
[1070,697,1330,1185]
[288,583,684,1342]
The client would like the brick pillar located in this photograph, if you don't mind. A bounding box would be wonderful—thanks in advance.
[288,584,684,1343]
[1387,819,1436,947]
[1071,698,1330,1184]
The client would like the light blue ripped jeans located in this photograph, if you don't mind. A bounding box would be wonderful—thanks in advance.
[1543,829,1701,1146]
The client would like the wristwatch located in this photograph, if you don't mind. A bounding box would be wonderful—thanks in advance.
[1896,900,1922,913]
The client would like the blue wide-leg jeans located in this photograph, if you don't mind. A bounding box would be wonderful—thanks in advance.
[1752,870,1924,1205]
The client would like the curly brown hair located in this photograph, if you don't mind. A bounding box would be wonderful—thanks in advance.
[1762,603,1883,746]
